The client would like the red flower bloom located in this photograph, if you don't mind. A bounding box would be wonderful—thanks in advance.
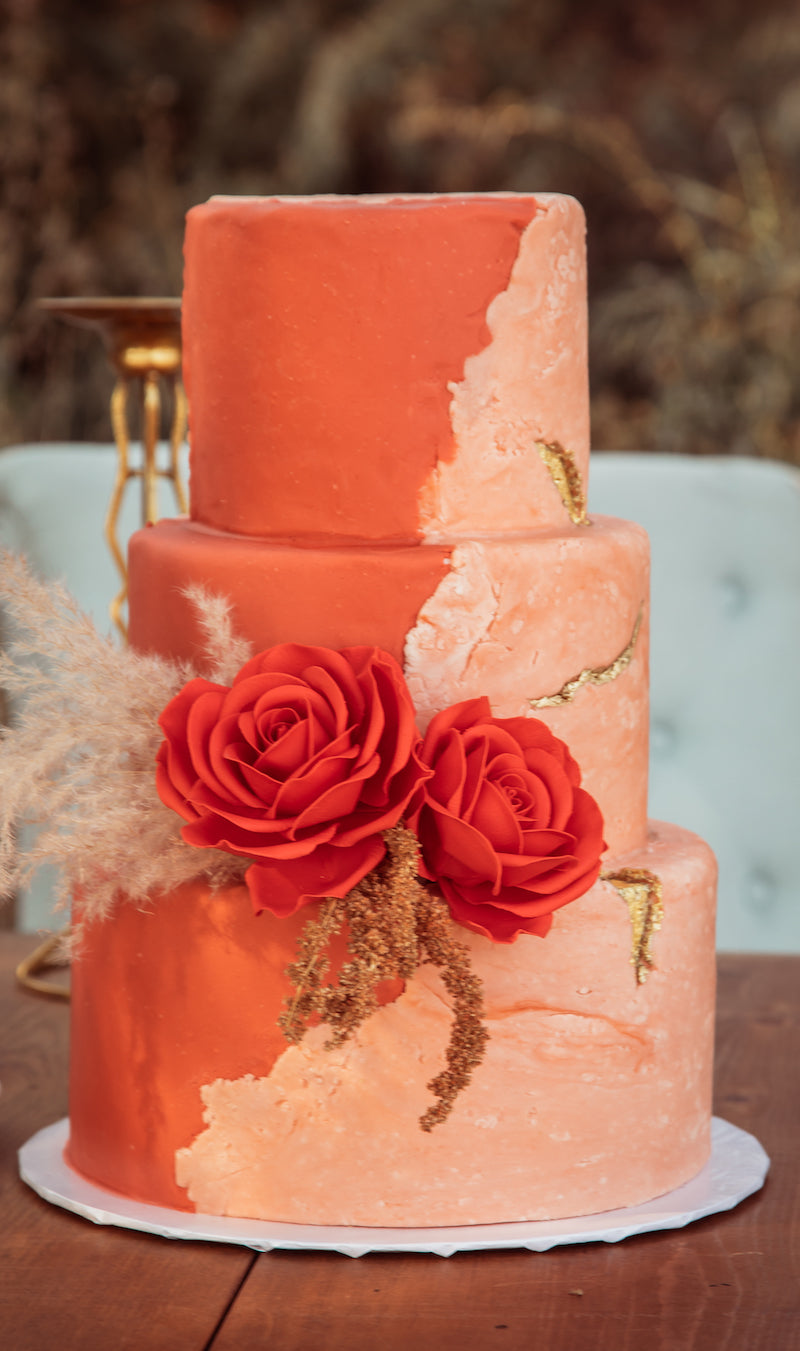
[407,698,605,942]
[156,644,428,917]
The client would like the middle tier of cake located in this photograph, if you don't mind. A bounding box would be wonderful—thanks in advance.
[129,513,650,856]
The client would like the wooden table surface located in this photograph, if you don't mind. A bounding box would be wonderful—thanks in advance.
[0,934,797,1351]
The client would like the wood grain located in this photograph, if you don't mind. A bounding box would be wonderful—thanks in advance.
[1,939,797,1351]
[214,956,799,1351]
[0,934,255,1351]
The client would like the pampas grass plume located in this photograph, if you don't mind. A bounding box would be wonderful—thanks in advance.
[0,552,250,933]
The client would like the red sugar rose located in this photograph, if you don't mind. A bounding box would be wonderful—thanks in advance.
[407,697,605,943]
[156,644,428,917]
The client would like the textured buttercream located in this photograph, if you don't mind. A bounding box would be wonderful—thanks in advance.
[418,194,589,538]
[172,823,716,1227]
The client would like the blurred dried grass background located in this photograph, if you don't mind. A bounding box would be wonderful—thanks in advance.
[2,0,800,462]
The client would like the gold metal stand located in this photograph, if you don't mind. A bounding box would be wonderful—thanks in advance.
[38,298,188,638]
[21,300,188,993]
[15,928,71,998]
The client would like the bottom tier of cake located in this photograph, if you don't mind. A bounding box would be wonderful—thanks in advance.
[67,820,716,1227]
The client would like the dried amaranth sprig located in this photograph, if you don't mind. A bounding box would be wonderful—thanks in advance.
[413,886,489,1132]
[278,824,489,1131]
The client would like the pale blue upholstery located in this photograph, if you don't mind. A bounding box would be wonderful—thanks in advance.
[0,443,188,933]
[0,443,186,637]
[591,453,800,953]
[2,444,798,951]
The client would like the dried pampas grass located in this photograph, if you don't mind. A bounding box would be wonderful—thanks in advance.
[0,552,249,934]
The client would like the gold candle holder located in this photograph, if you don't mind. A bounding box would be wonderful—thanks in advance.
[38,297,188,638]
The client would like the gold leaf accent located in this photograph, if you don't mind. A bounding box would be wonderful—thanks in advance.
[601,868,663,984]
[535,441,589,525]
[529,606,643,709]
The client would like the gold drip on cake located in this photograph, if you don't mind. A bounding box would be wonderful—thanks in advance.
[601,868,664,984]
[535,440,589,525]
[528,605,643,709]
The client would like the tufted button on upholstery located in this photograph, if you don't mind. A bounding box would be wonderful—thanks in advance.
[746,867,778,915]
[650,718,679,759]
[591,452,800,953]
[717,574,750,617]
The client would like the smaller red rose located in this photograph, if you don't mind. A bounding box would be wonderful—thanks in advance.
[407,697,605,942]
[156,643,429,917]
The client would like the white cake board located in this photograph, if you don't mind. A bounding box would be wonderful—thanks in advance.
[19,1116,768,1258]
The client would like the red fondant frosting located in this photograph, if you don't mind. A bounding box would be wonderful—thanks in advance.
[128,523,452,673]
[182,194,587,541]
[67,882,394,1211]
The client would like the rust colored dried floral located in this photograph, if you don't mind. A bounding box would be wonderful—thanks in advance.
[279,824,489,1131]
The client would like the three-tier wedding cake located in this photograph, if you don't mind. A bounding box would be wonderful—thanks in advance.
[66,193,717,1226]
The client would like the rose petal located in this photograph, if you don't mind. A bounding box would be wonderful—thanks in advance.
[360,653,419,798]
[331,772,420,844]
[490,769,547,829]
[269,747,359,816]
[247,834,386,916]
[182,692,256,806]
[516,749,575,831]
[347,655,386,767]
[496,837,574,883]
[465,776,523,852]
[418,807,502,891]
[461,722,522,762]
[155,749,200,822]
[428,731,468,816]
[227,721,358,793]
[503,715,567,762]
[206,718,274,806]
[420,697,490,756]
[565,787,607,858]
[181,812,338,858]
[158,677,226,740]
[158,681,227,800]
[291,773,368,832]
[510,854,600,898]
[461,739,494,821]
[482,754,554,829]
[251,716,311,776]
[331,792,413,846]
[298,647,365,712]
[301,665,355,738]
[440,880,554,943]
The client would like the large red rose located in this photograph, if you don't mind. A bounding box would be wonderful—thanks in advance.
[156,644,428,917]
[407,698,605,943]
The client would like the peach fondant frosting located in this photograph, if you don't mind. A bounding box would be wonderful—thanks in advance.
[1,193,717,1229]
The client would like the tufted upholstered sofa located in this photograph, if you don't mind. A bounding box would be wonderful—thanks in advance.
[1,444,799,950]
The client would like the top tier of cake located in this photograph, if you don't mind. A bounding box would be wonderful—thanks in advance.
[182,193,589,543]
